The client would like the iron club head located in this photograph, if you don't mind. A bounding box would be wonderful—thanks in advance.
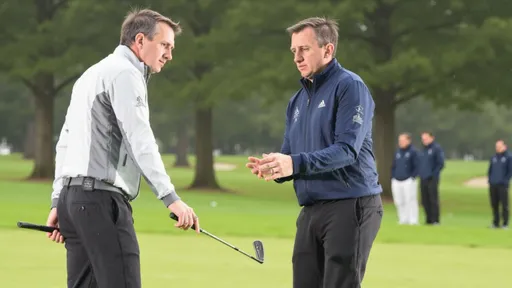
[253,240,264,263]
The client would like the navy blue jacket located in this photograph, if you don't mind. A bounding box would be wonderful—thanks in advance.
[275,59,382,206]
[418,141,445,180]
[391,145,420,181]
[487,150,512,187]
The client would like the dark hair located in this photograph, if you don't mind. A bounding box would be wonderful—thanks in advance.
[120,8,182,46]
[286,17,339,56]
[400,132,412,140]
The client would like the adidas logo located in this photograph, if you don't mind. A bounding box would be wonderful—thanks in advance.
[318,100,325,108]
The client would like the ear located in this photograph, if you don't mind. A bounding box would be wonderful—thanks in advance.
[134,33,145,48]
[324,43,335,58]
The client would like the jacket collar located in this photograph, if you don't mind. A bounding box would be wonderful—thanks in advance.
[300,58,341,88]
[399,144,412,152]
[113,45,151,82]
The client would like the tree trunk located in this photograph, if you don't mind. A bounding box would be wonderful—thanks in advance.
[29,89,54,179]
[23,121,35,159]
[190,105,221,190]
[174,124,190,167]
[373,94,396,199]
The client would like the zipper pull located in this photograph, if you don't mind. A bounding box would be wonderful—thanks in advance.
[307,98,310,106]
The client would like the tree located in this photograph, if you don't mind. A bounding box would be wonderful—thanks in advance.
[0,0,128,179]
[223,0,512,197]
[331,0,512,197]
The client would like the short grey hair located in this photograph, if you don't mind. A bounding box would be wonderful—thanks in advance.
[120,8,182,46]
[286,17,339,56]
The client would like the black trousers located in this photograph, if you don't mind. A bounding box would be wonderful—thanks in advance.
[420,177,440,224]
[57,185,141,288]
[489,184,509,227]
[292,194,383,288]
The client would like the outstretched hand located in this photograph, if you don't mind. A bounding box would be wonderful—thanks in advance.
[246,153,293,181]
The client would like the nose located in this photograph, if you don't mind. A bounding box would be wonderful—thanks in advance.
[293,51,303,64]
[163,48,172,61]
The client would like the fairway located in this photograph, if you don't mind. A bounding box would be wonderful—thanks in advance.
[0,154,510,287]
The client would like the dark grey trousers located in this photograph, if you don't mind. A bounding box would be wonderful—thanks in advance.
[420,177,440,224]
[490,184,509,227]
[292,194,383,288]
[57,184,141,288]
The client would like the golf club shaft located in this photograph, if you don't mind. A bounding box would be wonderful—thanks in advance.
[169,213,263,263]
[200,228,263,263]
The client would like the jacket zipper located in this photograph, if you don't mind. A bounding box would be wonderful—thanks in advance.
[304,81,313,198]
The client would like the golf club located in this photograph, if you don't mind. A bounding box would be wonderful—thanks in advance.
[169,212,264,264]
[17,221,59,233]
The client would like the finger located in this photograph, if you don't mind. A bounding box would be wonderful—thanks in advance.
[262,162,278,171]
[266,172,283,181]
[251,167,259,175]
[259,156,275,165]
[50,230,58,241]
[247,157,261,163]
[177,213,185,228]
[59,235,65,243]
[187,212,195,229]
[246,162,257,169]
[194,215,201,233]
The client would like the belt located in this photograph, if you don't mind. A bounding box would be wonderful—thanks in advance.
[63,176,126,196]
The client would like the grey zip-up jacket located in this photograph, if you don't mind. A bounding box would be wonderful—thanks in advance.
[50,45,180,208]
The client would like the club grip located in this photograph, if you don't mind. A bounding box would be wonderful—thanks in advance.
[17,222,59,233]
[169,213,197,230]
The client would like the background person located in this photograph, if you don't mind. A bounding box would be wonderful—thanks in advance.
[487,139,511,229]
[391,133,420,225]
[418,131,445,225]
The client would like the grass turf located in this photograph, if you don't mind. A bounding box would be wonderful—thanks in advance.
[0,153,509,287]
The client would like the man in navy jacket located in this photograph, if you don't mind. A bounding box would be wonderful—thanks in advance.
[418,132,445,225]
[246,17,383,288]
[487,139,511,229]
[391,133,420,225]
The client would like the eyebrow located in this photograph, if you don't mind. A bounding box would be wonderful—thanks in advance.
[162,41,175,50]
[290,45,310,51]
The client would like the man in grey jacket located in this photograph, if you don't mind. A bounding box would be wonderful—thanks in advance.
[45,8,200,288]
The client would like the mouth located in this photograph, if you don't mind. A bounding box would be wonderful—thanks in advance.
[159,60,165,66]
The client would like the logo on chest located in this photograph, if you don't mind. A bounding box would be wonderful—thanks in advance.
[293,107,300,123]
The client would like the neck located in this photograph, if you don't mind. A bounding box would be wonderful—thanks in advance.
[306,58,334,81]
[127,44,143,62]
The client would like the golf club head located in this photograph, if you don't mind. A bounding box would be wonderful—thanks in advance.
[253,240,264,263]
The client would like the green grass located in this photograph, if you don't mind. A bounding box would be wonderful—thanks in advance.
[0,153,509,287]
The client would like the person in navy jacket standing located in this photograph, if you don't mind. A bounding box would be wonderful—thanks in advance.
[246,17,383,288]
[391,133,420,225]
[487,139,511,229]
[418,132,445,225]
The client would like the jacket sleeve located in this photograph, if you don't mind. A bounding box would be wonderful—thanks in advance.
[275,102,295,183]
[391,151,396,179]
[487,158,492,181]
[507,155,512,182]
[50,119,70,208]
[109,70,180,208]
[433,146,445,177]
[290,80,373,175]
[412,149,420,178]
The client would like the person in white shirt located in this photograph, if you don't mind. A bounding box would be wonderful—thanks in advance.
[391,133,420,225]
[44,8,200,288]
